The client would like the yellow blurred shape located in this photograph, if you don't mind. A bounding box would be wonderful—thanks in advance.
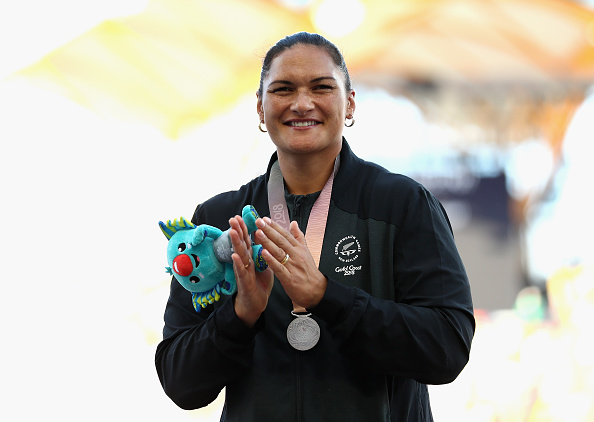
[14,0,314,139]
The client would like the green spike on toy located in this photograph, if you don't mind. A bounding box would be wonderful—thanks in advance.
[159,217,195,240]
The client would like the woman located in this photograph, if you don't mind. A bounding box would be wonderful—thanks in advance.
[156,32,474,422]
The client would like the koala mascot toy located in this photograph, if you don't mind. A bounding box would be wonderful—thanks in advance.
[159,205,268,312]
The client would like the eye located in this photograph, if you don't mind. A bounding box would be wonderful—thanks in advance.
[271,87,291,93]
[177,243,186,252]
[313,84,333,91]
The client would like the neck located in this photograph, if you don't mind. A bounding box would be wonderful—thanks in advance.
[277,151,339,195]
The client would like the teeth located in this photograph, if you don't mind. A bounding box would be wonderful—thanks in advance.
[290,121,317,127]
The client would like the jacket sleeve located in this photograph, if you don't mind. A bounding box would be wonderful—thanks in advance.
[155,185,267,409]
[155,281,263,409]
[311,185,475,385]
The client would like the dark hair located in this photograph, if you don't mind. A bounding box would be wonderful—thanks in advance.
[257,32,353,96]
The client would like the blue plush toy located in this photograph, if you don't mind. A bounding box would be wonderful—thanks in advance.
[159,205,268,312]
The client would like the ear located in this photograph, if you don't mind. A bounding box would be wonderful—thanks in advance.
[347,90,356,117]
[256,92,263,120]
[193,225,223,244]
[192,226,207,244]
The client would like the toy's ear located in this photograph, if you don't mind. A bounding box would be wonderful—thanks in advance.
[192,226,207,244]
[159,217,195,240]
[193,224,223,244]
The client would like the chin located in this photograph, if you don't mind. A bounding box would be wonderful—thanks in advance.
[286,143,329,156]
[277,135,340,155]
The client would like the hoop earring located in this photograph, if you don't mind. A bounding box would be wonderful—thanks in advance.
[345,117,355,127]
[258,121,267,133]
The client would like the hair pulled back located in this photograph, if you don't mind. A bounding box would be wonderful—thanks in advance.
[258,32,353,96]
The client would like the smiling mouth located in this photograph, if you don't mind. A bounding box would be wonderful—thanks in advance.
[286,121,319,127]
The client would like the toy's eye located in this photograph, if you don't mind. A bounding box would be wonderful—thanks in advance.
[177,243,186,252]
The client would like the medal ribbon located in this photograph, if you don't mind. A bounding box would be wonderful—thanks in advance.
[267,156,340,312]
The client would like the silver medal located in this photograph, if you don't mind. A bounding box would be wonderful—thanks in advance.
[287,313,320,351]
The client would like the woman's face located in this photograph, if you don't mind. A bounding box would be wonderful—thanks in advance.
[257,44,355,159]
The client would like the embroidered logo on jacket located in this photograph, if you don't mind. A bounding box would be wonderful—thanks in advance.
[335,235,361,262]
[334,235,362,277]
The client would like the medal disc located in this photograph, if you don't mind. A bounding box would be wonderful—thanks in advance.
[287,315,320,351]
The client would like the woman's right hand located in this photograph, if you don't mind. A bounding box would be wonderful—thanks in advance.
[229,215,274,328]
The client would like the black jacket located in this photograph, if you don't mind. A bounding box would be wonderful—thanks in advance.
[155,139,475,421]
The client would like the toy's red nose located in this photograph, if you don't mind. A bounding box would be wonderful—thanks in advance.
[173,254,193,277]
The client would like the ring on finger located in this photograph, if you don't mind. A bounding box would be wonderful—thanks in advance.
[280,253,290,266]
[244,258,252,269]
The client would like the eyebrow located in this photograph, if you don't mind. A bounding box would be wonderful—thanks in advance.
[268,76,337,86]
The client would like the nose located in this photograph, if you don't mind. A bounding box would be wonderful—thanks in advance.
[173,254,193,276]
[290,91,314,114]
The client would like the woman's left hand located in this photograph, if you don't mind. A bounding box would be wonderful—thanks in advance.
[255,217,327,310]
[229,215,274,328]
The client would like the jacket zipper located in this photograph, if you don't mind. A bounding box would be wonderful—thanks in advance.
[292,195,304,422]
[296,349,302,422]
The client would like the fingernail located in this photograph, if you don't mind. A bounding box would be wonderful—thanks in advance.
[256,218,265,228]
[263,217,272,224]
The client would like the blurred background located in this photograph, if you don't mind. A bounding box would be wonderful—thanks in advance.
[1,0,593,420]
